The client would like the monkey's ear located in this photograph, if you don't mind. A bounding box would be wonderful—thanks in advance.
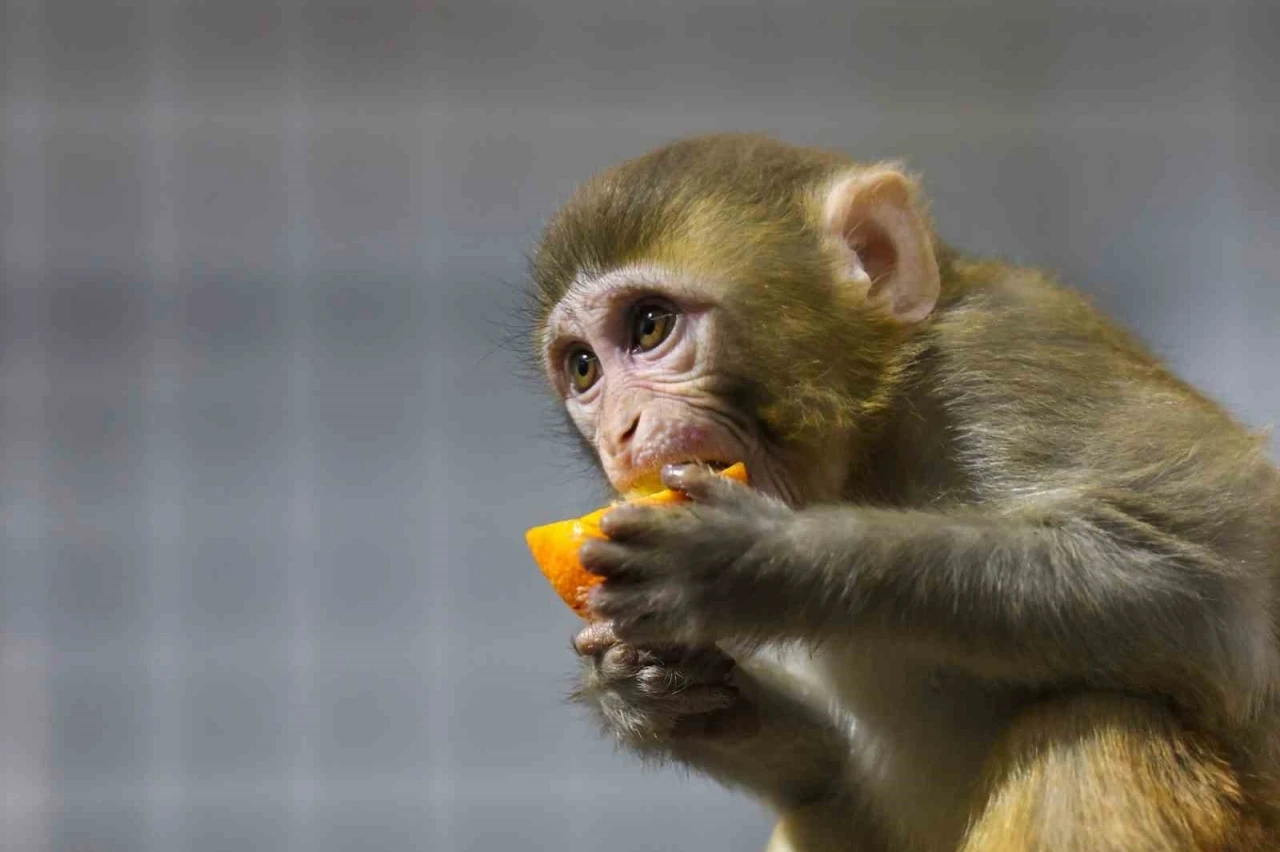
[822,167,940,323]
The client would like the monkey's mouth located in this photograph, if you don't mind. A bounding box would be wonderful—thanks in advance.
[624,458,733,498]
[679,459,731,471]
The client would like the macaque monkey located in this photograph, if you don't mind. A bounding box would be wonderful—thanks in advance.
[527,133,1280,851]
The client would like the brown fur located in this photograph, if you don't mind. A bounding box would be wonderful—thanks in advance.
[962,695,1267,852]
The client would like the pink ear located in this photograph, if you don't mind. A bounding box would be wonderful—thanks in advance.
[823,167,940,323]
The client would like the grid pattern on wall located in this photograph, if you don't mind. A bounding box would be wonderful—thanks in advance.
[0,1,1276,850]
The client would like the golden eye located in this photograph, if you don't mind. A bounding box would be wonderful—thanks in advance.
[631,304,676,352]
[565,346,600,393]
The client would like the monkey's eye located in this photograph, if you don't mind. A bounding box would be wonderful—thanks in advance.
[565,346,600,393]
[630,303,677,352]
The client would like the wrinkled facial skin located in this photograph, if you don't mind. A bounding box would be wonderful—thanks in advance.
[542,262,850,507]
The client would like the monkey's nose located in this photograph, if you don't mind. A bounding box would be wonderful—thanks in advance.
[602,411,641,459]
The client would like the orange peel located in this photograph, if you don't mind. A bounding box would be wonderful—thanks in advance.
[524,462,749,618]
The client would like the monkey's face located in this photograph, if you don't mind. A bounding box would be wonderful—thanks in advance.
[540,262,827,505]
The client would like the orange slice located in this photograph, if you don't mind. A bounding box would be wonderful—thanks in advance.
[525,463,748,618]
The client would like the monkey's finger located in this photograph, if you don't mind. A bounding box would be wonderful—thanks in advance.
[572,620,619,657]
[661,463,750,505]
[597,504,668,542]
[580,538,652,579]
[597,643,651,680]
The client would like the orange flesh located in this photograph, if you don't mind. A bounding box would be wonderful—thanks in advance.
[524,463,749,618]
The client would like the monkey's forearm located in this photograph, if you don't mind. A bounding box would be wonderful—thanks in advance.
[772,503,1260,693]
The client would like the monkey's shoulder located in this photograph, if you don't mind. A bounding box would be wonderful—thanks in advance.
[918,257,1277,515]
[935,259,1153,365]
[928,258,1229,424]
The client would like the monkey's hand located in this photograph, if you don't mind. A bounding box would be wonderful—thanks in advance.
[582,464,795,646]
[573,622,855,816]
[571,620,759,749]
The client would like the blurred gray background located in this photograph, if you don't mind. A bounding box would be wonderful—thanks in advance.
[0,1,1276,850]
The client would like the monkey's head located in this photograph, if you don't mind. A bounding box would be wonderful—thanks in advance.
[530,133,942,505]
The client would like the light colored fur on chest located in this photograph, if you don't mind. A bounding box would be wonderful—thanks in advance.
[747,643,1024,851]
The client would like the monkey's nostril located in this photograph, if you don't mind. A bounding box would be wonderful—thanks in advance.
[619,415,640,444]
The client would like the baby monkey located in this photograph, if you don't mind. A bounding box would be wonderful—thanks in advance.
[528,133,1280,851]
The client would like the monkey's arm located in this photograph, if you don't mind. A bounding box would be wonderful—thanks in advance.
[585,469,1271,709]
